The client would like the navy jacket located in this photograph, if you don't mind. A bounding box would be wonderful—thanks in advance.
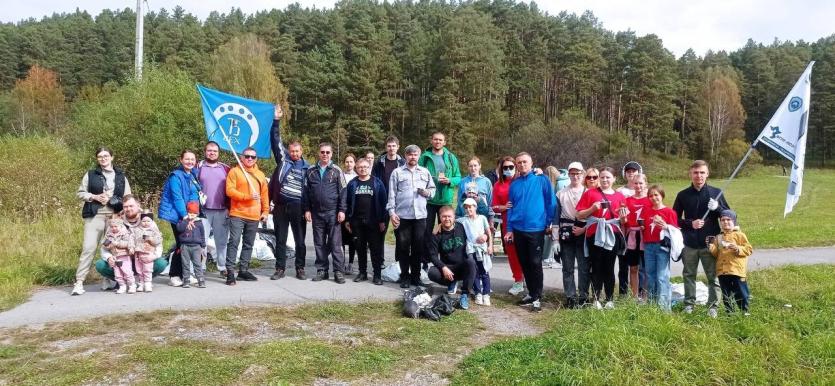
[302,163,347,213]
[345,176,388,225]
[176,218,206,247]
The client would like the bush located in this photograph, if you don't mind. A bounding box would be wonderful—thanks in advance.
[0,135,79,220]
[506,113,608,169]
[67,67,205,194]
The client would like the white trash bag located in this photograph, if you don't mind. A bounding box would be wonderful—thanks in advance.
[671,281,709,305]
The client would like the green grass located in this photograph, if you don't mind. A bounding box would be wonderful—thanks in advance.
[0,301,482,385]
[451,264,835,385]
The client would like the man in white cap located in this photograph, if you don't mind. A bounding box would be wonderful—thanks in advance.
[556,162,591,308]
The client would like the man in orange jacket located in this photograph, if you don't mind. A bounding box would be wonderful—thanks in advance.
[225,147,270,285]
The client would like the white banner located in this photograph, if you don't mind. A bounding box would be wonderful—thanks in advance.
[755,61,814,216]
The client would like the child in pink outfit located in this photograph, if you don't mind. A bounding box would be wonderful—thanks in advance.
[103,217,136,294]
[133,212,162,292]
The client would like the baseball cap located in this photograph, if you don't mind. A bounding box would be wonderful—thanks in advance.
[567,162,584,172]
[462,198,477,207]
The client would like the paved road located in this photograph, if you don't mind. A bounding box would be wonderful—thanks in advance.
[1,224,832,329]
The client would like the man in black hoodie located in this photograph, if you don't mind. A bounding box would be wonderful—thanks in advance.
[427,206,476,310]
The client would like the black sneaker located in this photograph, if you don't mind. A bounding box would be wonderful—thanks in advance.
[226,270,237,286]
[373,275,383,285]
[296,268,307,280]
[353,273,368,283]
[197,281,206,288]
[237,271,258,281]
[312,271,327,282]
[532,300,543,313]
[399,279,410,288]
[334,272,346,284]
[410,278,428,287]
[271,269,285,280]
[517,295,535,306]
[182,282,191,288]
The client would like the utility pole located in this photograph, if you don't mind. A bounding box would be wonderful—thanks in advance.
[134,0,144,80]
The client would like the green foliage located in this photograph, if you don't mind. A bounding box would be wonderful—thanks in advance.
[67,67,203,194]
[452,264,835,386]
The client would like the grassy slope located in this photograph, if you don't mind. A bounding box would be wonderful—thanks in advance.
[451,264,835,385]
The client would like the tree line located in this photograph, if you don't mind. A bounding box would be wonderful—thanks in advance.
[1,0,834,172]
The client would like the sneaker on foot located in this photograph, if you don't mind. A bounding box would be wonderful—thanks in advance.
[271,269,285,280]
[182,282,191,288]
[353,273,368,282]
[604,301,615,310]
[136,282,145,292]
[334,272,346,284]
[483,295,491,306]
[475,294,484,305]
[116,285,126,294]
[219,270,227,278]
[410,278,428,287]
[71,281,85,296]
[508,282,525,296]
[296,268,307,280]
[169,276,183,287]
[399,279,410,288]
[447,281,458,295]
[189,277,198,285]
[517,295,535,306]
[459,294,470,310]
[144,282,153,292]
[594,300,603,310]
[708,308,718,318]
[313,271,327,282]
[683,305,694,314]
[237,271,258,281]
[372,275,383,285]
[127,284,137,294]
[226,270,237,286]
[101,278,116,291]
[532,300,542,312]
[197,281,206,288]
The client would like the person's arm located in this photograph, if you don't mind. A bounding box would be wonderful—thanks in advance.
[386,171,398,216]
[147,227,163,247]
[77,171,94,201]
[259,176,270,219]
[575,190,597,220]
[270,106,286,166]
[170,176,188,219]
[423,169,436,198]
[708,238,719,257]
[734,232,753,257]
[672,192,692,230]
[427,233,445,269]
[543,178,557,226]
[225,169,248,201]
[374,179,388,224]
[338,173,348,214]
[448,153,462,186]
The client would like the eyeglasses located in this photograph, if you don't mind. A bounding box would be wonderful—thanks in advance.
[320,151,332,154]
[502,165,515,170]
[243,155,257,160]
[585,175,599,180]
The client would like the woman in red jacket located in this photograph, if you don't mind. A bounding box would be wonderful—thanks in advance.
[492,156,525,295]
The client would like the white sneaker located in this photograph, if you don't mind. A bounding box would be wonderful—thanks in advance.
[144,281,153,292]
[475,294,484,305]
[508,282,525,296]
[483,295,491,306]
[169,277,183,287]
[708,308,718,319]
[127,283,137,294]
[683,305,694,314]
[189,277,198,285]
[100,278,114,291]
[116,285,126,294]
[604,301,615,310]
[71,281,85,296]
[594,300,603,310]
[136,282,145,292]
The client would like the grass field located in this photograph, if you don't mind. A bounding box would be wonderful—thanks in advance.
[451,264,835,385]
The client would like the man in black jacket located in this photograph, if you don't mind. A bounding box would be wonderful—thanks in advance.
[427,206,476,310]
[303,142,348,283]
[345,158,388,284]
[673,160,730,318]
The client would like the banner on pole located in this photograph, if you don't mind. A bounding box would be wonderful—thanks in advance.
[754,62,814,216]
[197,84,274,158]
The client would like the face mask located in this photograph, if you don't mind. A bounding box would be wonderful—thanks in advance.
[503,169,515,177]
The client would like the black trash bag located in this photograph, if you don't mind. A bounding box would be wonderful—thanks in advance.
[403,287,427,302]
[420,307,441,321]
[403,300,421,318]
[431,294,456,316]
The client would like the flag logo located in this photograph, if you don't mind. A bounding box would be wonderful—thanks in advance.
[788,97,802,112]
[769,126,782,139]
[197,85,274,158]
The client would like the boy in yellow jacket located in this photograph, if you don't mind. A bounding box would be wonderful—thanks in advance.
[708,209,753,315]
[225,147,270,285]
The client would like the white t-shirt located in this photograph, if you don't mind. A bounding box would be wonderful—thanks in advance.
[456,215,490,256]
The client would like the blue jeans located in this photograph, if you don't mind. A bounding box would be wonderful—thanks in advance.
[473,256,491,295]
[643,243,671,311]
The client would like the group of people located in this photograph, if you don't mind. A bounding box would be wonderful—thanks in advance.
[70,104,755,316]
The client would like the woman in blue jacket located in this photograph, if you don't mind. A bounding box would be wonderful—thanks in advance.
[158,149,201,287]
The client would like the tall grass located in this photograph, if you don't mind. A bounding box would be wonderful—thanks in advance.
[451,264,835,385]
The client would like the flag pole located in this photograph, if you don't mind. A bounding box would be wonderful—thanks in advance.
[700,141,758,221]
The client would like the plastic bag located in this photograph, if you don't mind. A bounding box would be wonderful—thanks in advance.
[382,263,430,282]
[431,295,456,316]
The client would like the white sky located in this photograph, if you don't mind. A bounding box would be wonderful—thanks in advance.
[3,0,832,57]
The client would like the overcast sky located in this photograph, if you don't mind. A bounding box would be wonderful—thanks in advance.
[4,0,832,57]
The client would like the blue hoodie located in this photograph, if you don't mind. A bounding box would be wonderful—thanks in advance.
[506,172,556,233]
[158,166,200,224]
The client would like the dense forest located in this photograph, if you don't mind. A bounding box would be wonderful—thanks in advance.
[1,0,834,181]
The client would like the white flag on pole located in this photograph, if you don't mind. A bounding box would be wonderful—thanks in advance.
[754,61,814,217]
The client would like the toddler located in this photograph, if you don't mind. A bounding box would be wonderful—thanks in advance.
[103,217,136,294]
[177,202,207,288]
[709,209,754,315]
[134,212,162,292]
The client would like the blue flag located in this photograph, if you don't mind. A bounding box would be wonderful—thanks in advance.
[197,84,274,158]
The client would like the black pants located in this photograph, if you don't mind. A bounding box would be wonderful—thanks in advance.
[428,259,476,294]
[168,222,183,278]
[350,219,383,276]
[515,230,545,301]
[341,222,356,265]
[395,218,426,281]
[587,238,617,302]
[273,202,306,270]
[719,274,750,312]
[424,204,443,261]
[618,253,629,295]
[312,211,344,273]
